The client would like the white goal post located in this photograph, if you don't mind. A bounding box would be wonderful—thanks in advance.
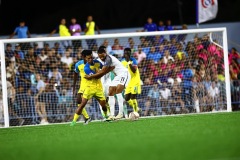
[0,27,231,128]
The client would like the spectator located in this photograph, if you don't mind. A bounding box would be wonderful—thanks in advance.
[101,39,112,53]
[5,43,15,61]
[229,47,240,65]
[14,43,25,61]
[61,50,73,67]
[111,38,124,58]
[36,74,46,93]
[157,20,165,31]
[207,81,219,111]
[163,50,174,64]
[3,78,25,126]
[38,49,48,61]
[83,15,101,49]
[57,89,72,122]
[157,20,165,43]
[35,83,48,124]
[48,18,72,48]
[144,84,160,116]
[165,20,176,41]
[9,20,31,50]
[137,17,157,44]
[52,42,64,56]
[147,46,162,64]
[9,20,31,39]
[133,45,147,64]
[159,82,171,114]
[33,43,42,55]
[48,66,62,86]
[69,17,82,50]
[171,79,186,113]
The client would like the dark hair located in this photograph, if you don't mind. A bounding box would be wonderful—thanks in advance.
[81,49,92,56]
[124,47,131,56]
[97,45,107,54]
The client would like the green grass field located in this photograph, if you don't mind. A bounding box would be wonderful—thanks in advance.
[0,111,240,160]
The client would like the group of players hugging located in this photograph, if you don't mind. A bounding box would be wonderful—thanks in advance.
[70,46,141,126]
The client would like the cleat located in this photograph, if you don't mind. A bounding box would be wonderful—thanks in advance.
[105,115,115,122]
[115,114,123,120]
[83,117,92,125]
[70,121,76,126]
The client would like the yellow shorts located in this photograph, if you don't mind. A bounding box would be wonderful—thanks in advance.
[78,85,86,94]
[82,87,106,101]
[125,85,141,95]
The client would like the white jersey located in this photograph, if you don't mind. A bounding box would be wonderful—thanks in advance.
[104,55,128,76]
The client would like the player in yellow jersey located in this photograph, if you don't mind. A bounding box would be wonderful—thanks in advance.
[71,50,111,126]
[72,51,93,125]
[121,48,142,113]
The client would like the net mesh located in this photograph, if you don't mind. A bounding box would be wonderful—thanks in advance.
[0,30,228,126]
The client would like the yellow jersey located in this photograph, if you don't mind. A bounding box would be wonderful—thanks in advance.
[85,21,95,35]
[74,60,87,93]
[121,57,141,86]
[59,24,71,37]
[84,59,103,89]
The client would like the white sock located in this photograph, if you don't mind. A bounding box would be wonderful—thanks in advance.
[116,93,124,115]
[98,102,104,117]
[108,96,115,116]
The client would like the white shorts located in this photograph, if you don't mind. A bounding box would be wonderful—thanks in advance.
[109,71,130,87]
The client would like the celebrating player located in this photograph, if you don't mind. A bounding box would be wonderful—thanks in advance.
[70,50,109,126]
[121,48,141,113]
[84,46,131,121]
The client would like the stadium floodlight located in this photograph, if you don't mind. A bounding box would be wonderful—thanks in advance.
[0,27,231,128]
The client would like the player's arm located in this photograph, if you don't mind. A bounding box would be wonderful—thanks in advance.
[84,57,113,79]
[84,63,96,76]
[128,58,138,73]
[73,63,79,96]
[85,66,111,79]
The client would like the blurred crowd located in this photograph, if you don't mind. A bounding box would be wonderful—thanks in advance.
[0,16,240,126]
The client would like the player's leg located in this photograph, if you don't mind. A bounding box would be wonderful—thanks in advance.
[115,84,125,119]
[71,89,93,126]
[95,91,108,118]
[70,97,89,126]
[77,93,90,120]
[108,86,117,119]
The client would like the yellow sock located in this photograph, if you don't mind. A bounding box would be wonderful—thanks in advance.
[78,104,89,119]
[73,113,80,122]
[127,99,133,107]
[132,99,139,112]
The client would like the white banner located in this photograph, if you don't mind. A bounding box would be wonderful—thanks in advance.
[198,0,218,23]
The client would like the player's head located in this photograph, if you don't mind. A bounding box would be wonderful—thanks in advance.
[82,49,93,63]
[81,49,93,63]
[97,45,107,61]
[123,47,131,59]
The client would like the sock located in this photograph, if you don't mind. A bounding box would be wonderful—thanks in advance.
[116,93,124,115]
[123,101,128,118]
[73,113,80,122]
[109,96,115,116]
[127,99,133,109]
[132,99,139,112]
[79,104,89,119]
[106,102,110,115]
[97,102,104,117]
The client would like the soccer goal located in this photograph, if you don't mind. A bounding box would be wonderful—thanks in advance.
[0,27,231,127]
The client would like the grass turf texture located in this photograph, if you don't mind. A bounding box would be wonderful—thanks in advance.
[0,112,240,160]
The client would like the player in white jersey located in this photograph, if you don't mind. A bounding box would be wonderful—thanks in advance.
[85,46,130,120]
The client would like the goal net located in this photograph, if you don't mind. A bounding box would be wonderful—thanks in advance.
[0,27,231,127]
